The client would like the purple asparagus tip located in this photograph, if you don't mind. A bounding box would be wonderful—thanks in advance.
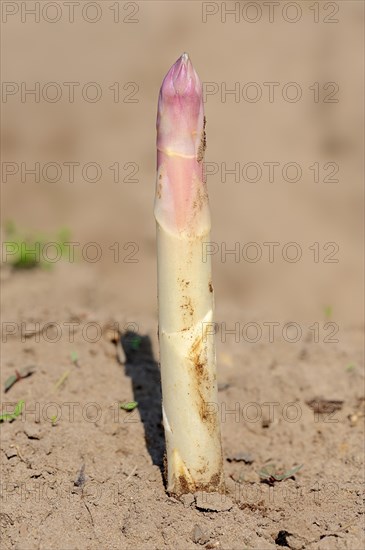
[155,54,208,234]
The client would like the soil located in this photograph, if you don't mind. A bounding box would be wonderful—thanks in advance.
[1,264,364,549]
[1,2,364,549]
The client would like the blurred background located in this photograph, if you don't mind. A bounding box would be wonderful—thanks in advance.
[1,0,364,331]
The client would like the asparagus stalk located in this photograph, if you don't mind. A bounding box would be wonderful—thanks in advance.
[154,53,224,495]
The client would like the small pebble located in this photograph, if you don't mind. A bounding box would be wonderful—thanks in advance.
[348,413,358,427]
[181,493,195,508]
[5,448,17,459]
[23,425,42,440]
[262,417,271,428]
[286,534,304,550]
[191,524,207,544]
[244,471,260,484]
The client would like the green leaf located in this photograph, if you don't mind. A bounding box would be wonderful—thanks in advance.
[274,464,303,481]
[259,463,276,479]
[3,224,72,269]
[13,400,24,418]
[58,227,71,242]
[120,401,138,411]
[259,463,303,482]
[324,305,333,319]
[4,366,36,392]
[4,374,18,393]
[130,336,142,351]
[5,220,16,235]
[0,400,24,422]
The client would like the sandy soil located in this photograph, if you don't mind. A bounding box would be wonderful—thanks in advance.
[1,1,364,549]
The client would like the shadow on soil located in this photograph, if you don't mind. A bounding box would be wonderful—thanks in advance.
[121,330,165,469]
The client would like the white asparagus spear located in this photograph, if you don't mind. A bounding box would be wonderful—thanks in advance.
[154,53,224,495]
